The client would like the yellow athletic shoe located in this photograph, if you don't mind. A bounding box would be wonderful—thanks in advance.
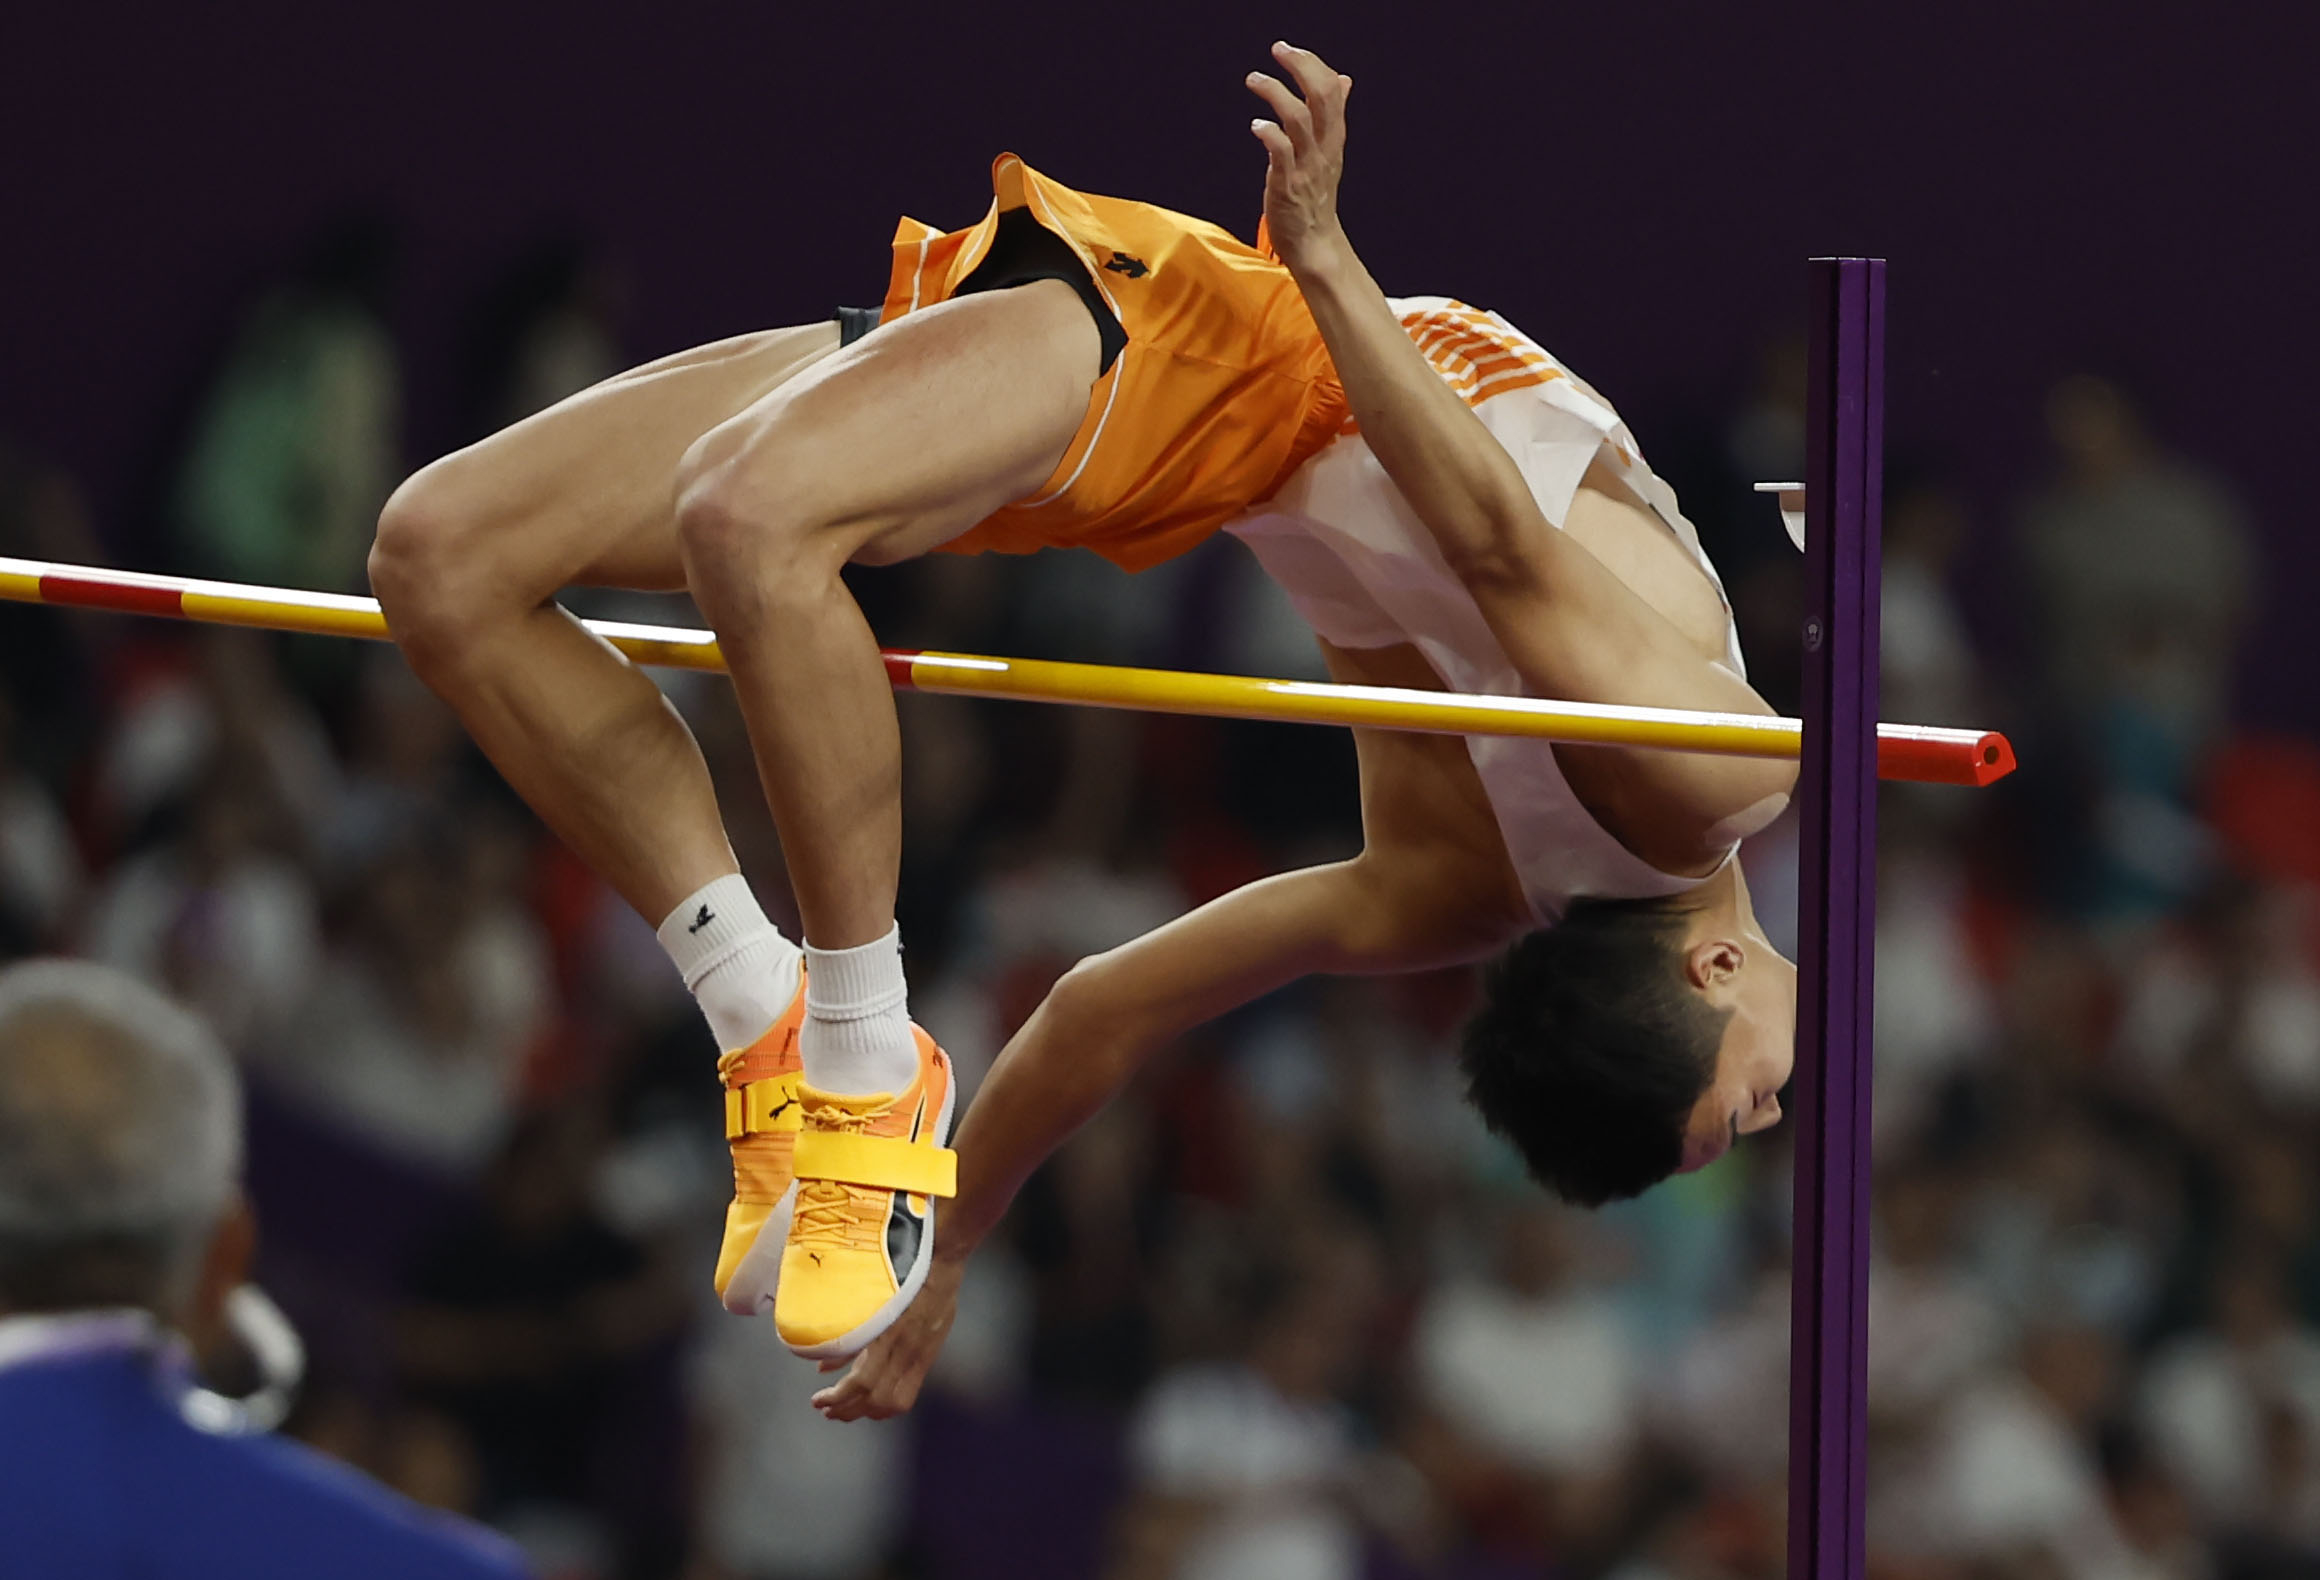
[711,973,807,1316]
[772,1028,959,1359]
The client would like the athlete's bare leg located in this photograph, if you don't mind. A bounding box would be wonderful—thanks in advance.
[672,281,1102,951]
[367,325,842,922]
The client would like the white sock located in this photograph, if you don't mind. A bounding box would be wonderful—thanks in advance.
[656,875,802,1053]
[801,924,918,1095]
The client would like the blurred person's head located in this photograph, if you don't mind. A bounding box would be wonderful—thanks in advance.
[2019,1323,2119,1430]
[183,757,289,877]
[2213,1252,2297,1349]
[460,232,623,436]
[1879,1165,1967,1272]
[1885,471,1971,573]
[1462,893,1794,1207]
[1493,1198,1580,1298]
[2046,374,2149,479]
[345,823,484,1045]
[0,960,250,1330]
[1241,1262,1366,1403]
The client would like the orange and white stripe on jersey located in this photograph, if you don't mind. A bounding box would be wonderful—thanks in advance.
[1398,301,1565,407]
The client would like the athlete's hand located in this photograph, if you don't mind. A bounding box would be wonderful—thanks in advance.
[809,1252,965,1421]
[1247,41,1354,275]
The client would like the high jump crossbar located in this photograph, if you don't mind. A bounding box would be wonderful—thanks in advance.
[0,555,2011,788]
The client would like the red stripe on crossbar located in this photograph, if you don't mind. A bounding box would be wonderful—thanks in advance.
[41,576,183,618]
[881,650,921,689]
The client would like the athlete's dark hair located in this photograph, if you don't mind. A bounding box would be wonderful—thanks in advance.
[1460,896,1731,1207]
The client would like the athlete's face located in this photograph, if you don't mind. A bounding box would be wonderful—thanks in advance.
[1675,939,1797,1173]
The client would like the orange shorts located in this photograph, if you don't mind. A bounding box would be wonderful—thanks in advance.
[879,155,1349,573]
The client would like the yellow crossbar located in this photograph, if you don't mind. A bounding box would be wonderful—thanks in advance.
[0,556,2013,785]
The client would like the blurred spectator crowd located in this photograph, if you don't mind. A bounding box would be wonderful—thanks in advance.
[3,224,2317,1580]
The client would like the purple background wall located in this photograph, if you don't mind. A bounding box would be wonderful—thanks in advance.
[3,0,2311,724]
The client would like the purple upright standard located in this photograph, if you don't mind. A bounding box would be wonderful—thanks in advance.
[1787,257,1884,1580]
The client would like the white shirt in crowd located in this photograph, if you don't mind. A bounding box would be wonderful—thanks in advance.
[1131,1364,1360,1580]
[689,1305,909,1580]
[1415,1282,1640,1474]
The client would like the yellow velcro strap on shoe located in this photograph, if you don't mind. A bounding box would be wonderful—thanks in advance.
[724,1072,804,1140]
[793,1131,958,1198]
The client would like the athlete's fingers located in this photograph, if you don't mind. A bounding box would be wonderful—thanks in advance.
[1245,71,1316,152]
[1267,44,1328,142]
[817,1359,921,1423]
[1250,118,1297,173]
[812,1369,869,1419]
[813,1349,867,1398]
[1272,42,1345,147]
[818,1368,892,1422]
[1276,38,1342,83]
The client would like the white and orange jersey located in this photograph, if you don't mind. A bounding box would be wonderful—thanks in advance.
[881,162,1746,914]
[1383,296,1679,521]
[1398,298,1566,406]
[1228,296,1748,922]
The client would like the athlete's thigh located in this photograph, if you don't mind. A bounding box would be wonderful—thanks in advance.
[422,322,844,595]
[695,280,1102,566]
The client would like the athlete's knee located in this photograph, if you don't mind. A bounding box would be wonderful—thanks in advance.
[369,461,500,671]
[673,423,845,592]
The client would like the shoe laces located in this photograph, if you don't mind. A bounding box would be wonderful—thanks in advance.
[718,1020,799,1087]
[792,1098,885,1253]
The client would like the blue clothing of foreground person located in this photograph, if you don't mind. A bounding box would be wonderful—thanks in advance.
[0,958,526,1580]
[0,1317,526,1580]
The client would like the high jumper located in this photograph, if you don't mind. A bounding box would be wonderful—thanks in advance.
[336,42,1862,1380]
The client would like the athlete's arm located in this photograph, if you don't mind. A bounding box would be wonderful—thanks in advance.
[1247,44,1796,859]
[810,854,1475,1420]
[814,638,1516,1423]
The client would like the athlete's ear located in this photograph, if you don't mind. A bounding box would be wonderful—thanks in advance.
[1683,937,1746,993]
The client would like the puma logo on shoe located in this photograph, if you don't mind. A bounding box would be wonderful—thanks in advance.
[687,904,715,933]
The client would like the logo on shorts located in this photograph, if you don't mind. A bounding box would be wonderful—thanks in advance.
[1102,251,1148,279]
